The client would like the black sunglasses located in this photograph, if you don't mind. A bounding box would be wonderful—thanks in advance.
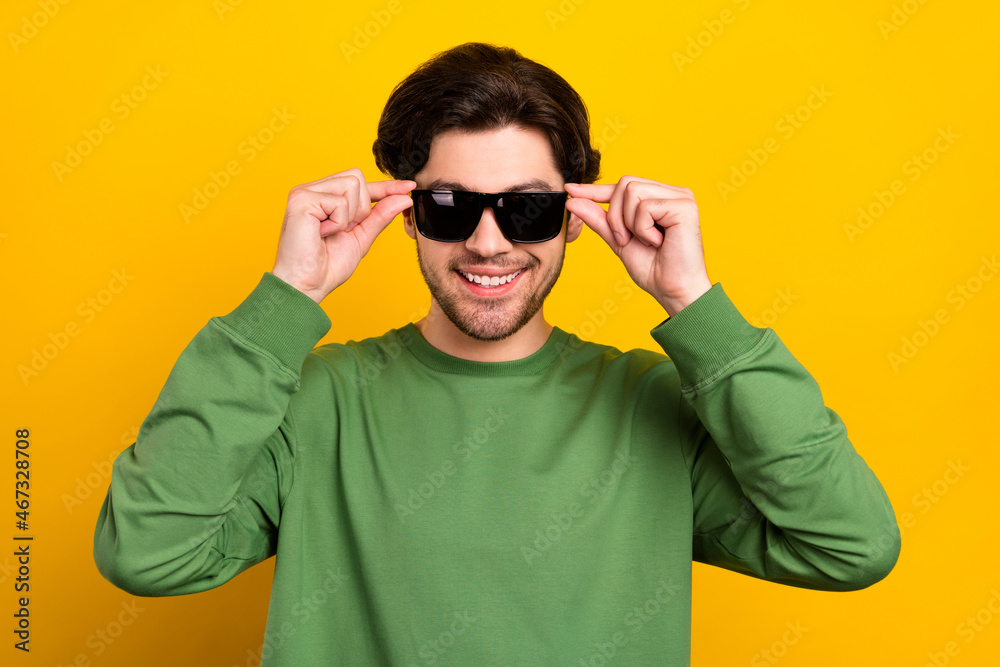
[410,189,569,243]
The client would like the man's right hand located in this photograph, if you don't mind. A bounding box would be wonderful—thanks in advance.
[271,168,416,304]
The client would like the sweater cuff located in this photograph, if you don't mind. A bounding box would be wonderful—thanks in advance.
[216,272,332,373]
[650,282,768,392]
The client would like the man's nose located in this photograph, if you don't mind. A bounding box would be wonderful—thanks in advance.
[464,207,513,257]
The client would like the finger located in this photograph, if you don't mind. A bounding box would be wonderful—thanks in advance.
[565,196,618,249]
[357,180,373,224]
[614,175,671,244]
[623,182,679,246]
[356,179,417,225]
[356,178,418,226]
[310,193,352,237]
[295,168,416,221]
[622,181,656,241]
[317,178,415,228]
[344,175,361,225]
[609,177,651,247]
[565,182,631,245]
[366,179,418,202]
[285,188,348,236]
[562,182,616,202]
[633,198,667,247]
[635,197,698,248]
[296,167,368,191]
[297,175,360,226]
[350,194,414,255]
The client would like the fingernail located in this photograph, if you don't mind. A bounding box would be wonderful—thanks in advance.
[615,231,626,245]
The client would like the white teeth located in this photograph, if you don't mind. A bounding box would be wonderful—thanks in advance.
[460,269,522,287]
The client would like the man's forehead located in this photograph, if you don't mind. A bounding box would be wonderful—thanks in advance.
[422,177,561,193]
[414,126,564,192]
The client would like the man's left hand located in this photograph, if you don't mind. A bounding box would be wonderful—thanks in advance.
[565,176,713,317]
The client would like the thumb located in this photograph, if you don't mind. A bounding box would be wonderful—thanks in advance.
[565,197,619,250]
[350,194,413,255]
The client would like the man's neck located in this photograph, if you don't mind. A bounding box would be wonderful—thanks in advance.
[413,303,554,362]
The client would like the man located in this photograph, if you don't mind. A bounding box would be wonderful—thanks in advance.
[93,42,900,666]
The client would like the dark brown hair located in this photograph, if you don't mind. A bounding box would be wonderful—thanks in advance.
[372,42,601,185]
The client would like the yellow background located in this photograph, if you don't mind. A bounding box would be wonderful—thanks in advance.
[3,0,999,664]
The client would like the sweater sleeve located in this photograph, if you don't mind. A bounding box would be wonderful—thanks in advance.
[92,272,331,597]
[650,282,901,591]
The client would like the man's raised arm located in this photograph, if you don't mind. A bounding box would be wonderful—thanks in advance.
[93,170,415,595]
[566,175,899,589]
[646,282,900,590]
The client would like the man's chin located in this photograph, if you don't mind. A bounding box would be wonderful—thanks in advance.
[442,300,537,342]
[417,245,562,345]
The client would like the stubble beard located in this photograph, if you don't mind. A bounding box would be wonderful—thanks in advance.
[415,244,565,342]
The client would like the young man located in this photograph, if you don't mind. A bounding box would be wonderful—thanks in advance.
[94,42,900,665]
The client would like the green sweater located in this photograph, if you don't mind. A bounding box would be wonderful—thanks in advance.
[93,272,900,666]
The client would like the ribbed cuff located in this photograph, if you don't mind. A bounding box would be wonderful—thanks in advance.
[216,272,332,374]
[650,282,768,392]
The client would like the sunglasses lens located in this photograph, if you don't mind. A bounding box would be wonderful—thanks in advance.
[413,191,479,242]
[412,191,568,243]
[496,193,568,243]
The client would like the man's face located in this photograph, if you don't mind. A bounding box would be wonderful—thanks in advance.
[402,125,582,342]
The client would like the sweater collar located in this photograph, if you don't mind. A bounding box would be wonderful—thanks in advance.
[397,322,570,376]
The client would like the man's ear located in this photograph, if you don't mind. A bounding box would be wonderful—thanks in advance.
[402,206,416,240]
[566,210,584,243]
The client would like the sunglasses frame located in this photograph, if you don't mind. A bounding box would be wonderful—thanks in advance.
[410,189,570,244]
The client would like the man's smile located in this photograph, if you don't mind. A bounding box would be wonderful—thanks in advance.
[454,267,526,296]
